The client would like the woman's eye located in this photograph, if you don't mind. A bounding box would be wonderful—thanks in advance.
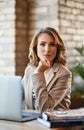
[39,42,56,47]
[49,43,56,47]
[40,43,45,46]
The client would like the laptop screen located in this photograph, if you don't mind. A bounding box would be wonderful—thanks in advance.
[0,75,22,121]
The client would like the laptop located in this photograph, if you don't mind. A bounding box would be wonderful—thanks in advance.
[0,75,40,122]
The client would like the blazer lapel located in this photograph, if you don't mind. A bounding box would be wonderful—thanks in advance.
[45,69,54,85]
[46,63,60,86]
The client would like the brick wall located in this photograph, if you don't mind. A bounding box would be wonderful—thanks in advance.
[15,0,28,76]
[27,0,58,43]
[58,0,84,68]
[0,0,15,75]
[0,0,29,76]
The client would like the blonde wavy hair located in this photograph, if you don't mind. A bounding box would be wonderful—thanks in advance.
[28,27,66,66]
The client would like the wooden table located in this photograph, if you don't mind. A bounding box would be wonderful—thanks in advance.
[0,119,83,130]
[0,110,83,130]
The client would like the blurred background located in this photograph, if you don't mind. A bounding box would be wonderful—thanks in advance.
[0,0,84,108]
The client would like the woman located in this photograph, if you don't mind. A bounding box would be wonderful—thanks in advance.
[22,27,72,112]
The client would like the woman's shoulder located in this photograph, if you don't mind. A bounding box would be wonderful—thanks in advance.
[53,63,71,75]
[60,64,72,77]
[24,64,36,74]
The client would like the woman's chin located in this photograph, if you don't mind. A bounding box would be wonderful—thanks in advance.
[42,58,51,61]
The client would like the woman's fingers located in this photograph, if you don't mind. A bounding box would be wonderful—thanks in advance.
[36,60,51,72]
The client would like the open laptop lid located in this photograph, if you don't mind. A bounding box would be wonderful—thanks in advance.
[0,75,22,121]
[0,75,40,122]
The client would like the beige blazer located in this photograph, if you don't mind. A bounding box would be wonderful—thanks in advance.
[22,63,72,112]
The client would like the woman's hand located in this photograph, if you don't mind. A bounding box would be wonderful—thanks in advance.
[36,60,51,73]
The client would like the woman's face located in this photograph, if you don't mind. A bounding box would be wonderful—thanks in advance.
[37,33,57,62]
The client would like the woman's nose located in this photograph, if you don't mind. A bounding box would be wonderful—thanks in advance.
[45,45,50,52]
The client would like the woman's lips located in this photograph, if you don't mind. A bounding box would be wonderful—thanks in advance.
[43,54,51,58]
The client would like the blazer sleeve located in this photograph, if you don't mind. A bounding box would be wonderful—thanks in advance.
[32,67,72,112]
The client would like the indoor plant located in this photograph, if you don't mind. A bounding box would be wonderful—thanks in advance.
[70,45,84,98]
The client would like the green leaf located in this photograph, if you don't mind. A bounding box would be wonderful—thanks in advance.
[75,45,84,56]
[71,63,84,79]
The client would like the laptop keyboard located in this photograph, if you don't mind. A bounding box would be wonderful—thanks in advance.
[22,111,41,121]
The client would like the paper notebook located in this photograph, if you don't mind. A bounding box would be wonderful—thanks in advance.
[37,117,84,128]
[37,108,84,128]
